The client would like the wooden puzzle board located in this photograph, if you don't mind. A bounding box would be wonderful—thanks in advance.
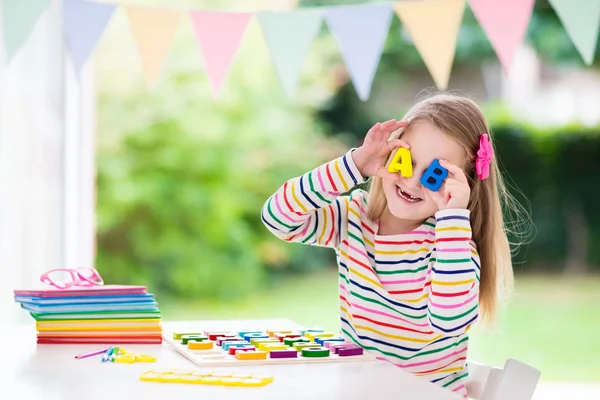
[163,322,376,367]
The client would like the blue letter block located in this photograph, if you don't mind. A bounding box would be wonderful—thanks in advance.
[420,160,448,191]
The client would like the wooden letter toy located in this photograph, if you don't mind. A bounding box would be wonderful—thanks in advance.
[114,353,156,363]
[420,159,448,191]
[250,338,280,347]
[292,342,318,352]
[329,343,363,355]
[284,337,309,346]
[339,345,364,357]
[275,333,301,342]
[317,337,345,346]
[258,343,289,352]
[238,330,263,337]
[216,336,243,346]
[140,369,274,387]
[173,332,204,340]
[188,340,214,350]
[301,347,330,358]
[222,340,250,351]
[244,333,270,342]
[135,354,157,362]
[229,346,255,355]
[269,349,298,359]
[305,331,334,341]
[235,350,267,360]
[206,332,236,341]
[324,341,346,349]
[387,147,413,177]
[114,354,136,363]
[300,328,324,336]
[266,329,292,337]
[329,343,350,354]
[181,335,208,345]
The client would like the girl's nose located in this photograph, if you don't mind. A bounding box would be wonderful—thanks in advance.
[402,172,422,191]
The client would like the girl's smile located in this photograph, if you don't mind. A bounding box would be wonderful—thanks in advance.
[395,184,423,203]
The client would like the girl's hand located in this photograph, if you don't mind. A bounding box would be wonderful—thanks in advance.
[424,160,471,210]
[352,119,410,180]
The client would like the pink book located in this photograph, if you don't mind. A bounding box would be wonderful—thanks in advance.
[14,285,148,298]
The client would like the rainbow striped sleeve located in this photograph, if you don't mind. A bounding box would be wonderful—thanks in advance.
[261,150,365,249]
[429,208,480,335]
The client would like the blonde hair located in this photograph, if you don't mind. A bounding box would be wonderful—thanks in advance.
[367,92,529,326]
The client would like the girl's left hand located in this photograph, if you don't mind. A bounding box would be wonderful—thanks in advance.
[424,160,470,210]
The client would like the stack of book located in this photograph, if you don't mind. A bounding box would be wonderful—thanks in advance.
[13,285,162,344]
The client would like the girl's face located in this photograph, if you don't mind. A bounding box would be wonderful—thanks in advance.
[382,120,467,223]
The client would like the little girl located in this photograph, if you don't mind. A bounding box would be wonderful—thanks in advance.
[261,93,515,397]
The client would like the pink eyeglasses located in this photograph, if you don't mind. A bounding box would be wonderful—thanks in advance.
[40,267,104,289]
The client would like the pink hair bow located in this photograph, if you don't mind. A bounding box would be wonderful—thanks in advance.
[475,133,493,180]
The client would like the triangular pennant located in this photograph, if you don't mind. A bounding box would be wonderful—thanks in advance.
[189,11,252,98]
[125,7,182,86]
[324,3,394,101]
[257,9,323,98]
[1,0,50,61]
[468,0,535,73]
[395,0,466,90]
[63,0,116,74]
[548,0,600,65]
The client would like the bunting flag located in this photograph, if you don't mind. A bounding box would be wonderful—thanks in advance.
[1,0,49,61]
[324,4,394,101]
[125,7,181,86]
[3,0,598,100]
[469,0,535,73]
[395,0,466,90]
[190,11,253,98]
[548,0,600,65]
[257,10,323,98]
[63,0,116,73]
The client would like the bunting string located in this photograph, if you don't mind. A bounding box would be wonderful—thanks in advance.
[2,0,599,100]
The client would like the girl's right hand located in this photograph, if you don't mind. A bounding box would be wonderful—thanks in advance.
[352,119,410,180]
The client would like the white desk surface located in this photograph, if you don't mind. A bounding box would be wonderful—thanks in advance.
[1,319,462,400]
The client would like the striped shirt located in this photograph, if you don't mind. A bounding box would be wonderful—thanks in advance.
[261,150,480,397]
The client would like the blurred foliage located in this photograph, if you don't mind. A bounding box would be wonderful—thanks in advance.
[94,6,342,299]
[95,0,600,300]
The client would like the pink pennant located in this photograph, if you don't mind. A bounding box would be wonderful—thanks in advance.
[190,11,252,97]
[469,0,535,73]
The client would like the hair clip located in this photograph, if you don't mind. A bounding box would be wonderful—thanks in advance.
[476,133,493,180]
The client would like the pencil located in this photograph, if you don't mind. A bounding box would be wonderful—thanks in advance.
[75,347,111,359]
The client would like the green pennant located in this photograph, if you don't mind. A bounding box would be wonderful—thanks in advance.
[2,0,50,61]
[257,9,323,98]
[548,0,600,65]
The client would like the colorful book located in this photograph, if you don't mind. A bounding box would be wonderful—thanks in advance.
[35,318,161,330]
[30,310,162,321]
[20,302,158,314]
[37,336,163,344]
[14,285,148,298]
[36,319,161,330]
[15,294,155,305]
[15,282,163,345]
[37,329,162,336]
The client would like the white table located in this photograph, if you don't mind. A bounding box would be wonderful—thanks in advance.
[1,319,462,400]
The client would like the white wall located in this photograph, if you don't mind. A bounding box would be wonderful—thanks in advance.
[0,0,95,326]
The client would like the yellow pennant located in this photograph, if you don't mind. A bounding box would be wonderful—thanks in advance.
[125,7,182,86]
[394,0,466,90]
